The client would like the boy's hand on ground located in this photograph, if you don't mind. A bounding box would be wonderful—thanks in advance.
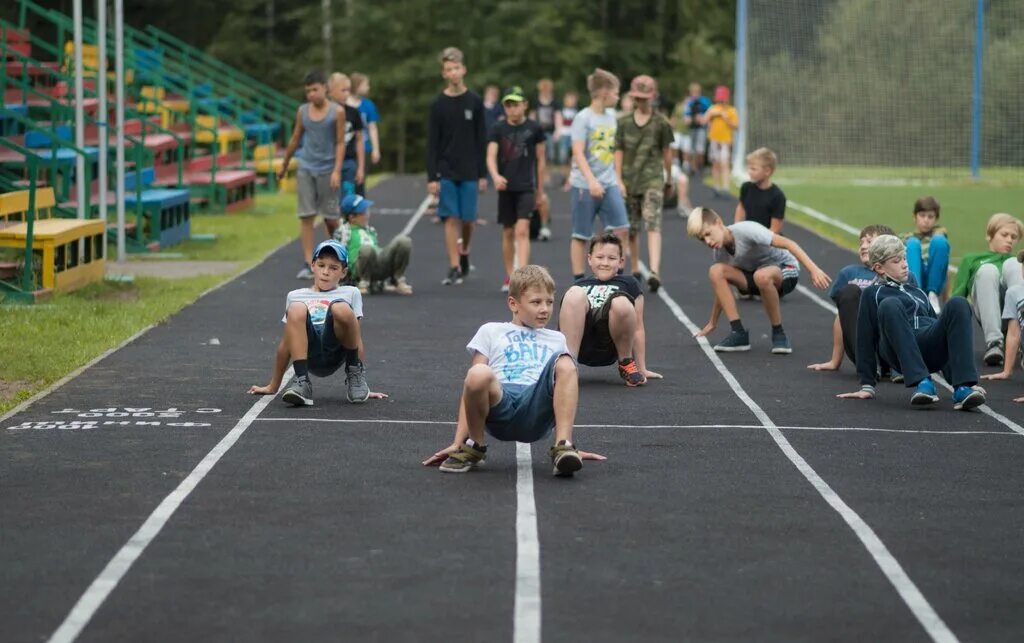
[367,391,389,399]
[579,451,607,461]
[427,181,439,196]
[247,384,277,395]
[1014,396,1024,404]
[643,369,663,380]
[422,444,459,466]
[588,180,605,199]
[693,322,715,338]
[981,371,1012,381]
[494,175,508,191]
[330,170,341,190]
[811,269,832,290]
[807,360,840,371]
[837,390,874,399]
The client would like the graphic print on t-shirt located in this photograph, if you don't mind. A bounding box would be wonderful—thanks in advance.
[498,326,558,383]
[305,299,333,328]
[582,283,621,309]
[500,127,535,164]
[589,126,615,165]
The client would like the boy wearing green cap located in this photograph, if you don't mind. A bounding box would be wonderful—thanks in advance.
[486,86,548,292]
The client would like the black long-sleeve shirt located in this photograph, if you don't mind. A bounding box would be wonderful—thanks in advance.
[856,279,935,387]
[426,91,487,182]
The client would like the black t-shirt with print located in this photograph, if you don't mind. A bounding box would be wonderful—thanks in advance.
[343,104,364,162]
[573,274,644,309]
[534,97,561,133]
[488,119,546,192]
[739,182,786,229]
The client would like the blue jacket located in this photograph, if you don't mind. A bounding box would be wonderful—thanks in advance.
[856,278,935,387]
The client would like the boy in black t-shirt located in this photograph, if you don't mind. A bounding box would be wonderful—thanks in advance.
[487,86,547,293]
[558,233,662,387]
[328,73,366,198]
[734,147,786,233]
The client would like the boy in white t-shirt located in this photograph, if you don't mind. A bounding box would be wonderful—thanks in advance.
[423,265,602,477]
[248,239,370,406]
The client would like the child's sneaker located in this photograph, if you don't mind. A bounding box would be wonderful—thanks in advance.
[501,276,510,293]
[296,264,313,279]
[952,385,986,411]
[910,378,939,406]
[713,330,750,352]
[357,278,370,295]
[282,376,313,406]
[345,362,370,403]
[549,440,582,477]
[617,357,646,387]
[439,441,487,473]
[928,292,941,313]
[539,225,552,241]
[891,371,904,384]
[442,266,463,285]
[459,252,472,276]
[392,276,413,295]
[647,272,661,293]
[984,340,1004,366]
[770,329,792,354]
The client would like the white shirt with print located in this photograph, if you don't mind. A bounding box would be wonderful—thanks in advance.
[283,286,364,329]
[467,322,568,386]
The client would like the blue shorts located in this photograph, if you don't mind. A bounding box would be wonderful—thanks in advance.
[570,184,629,240]
[439,179,479,221]
[305,302,350,377]
[485,354,573,443]
[340,159,358,197]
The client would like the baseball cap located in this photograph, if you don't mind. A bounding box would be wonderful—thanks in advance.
[312,239,348,264]
[341,194,374,216]
[628,75,657,99]
[714,85,731,102]
[502,86,526,103]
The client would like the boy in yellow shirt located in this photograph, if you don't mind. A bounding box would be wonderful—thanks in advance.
[702,85,739,195]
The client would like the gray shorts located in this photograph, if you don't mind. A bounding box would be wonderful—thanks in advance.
[297,169,340,219]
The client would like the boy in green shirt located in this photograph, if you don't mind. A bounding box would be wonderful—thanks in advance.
[614,75,674,292]
[336,194,414,295]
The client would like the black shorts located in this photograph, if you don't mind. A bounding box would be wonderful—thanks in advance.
[305,304,348,377]
[498,190,536,227]
[578,291,634,367]
[737,267,799,299]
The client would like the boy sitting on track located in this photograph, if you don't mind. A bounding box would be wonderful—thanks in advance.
[981,249,1024,399]
[838,235,985,410]
[248,239,371,406]
[688,207,831,354]
[336,194,414,295]
[558,233,660,387]
[423,265,604,477]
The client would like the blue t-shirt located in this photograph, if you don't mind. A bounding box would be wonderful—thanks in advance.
[357,98,380,152]
[830,264,918,303]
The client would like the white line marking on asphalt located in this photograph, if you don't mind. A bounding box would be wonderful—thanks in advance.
[643,262,958,643]
[400,195,434,237]
[514,442,541,643]
[47,368,294,643]
[253,417,1017,436]
[796,284,1024,436]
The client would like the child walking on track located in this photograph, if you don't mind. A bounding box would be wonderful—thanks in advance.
[422,265,606,477]
[426,47,488,286]
[248,240,370,406]
[487,86,547,293]
[278,71,346,280]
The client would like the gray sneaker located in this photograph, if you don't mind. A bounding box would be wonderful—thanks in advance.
[282,376,313,406]
[296,264,314,279]
[345,361,370,403]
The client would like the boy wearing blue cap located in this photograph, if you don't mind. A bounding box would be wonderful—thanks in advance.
[248,239,371,405]
[336,194,414,295]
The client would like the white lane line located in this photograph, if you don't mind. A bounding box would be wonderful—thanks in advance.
[796,284,1024,436]
[514,443,541,643]
[253,417,1017,436]
[645,263,958,643]
[787,200,862,237]
[48,368,293,643]
[400,195,434,237]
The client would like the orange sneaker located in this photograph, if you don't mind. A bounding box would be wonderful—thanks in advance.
[617,357,646,387]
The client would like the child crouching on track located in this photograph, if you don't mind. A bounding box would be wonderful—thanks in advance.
[838,235,985,410]
[981,249,1024,401]
[423,265,603,477]
[248,239,370,406]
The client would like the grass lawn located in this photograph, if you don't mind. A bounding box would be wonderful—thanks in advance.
[0,176,385,415]
[757,167,1024,259]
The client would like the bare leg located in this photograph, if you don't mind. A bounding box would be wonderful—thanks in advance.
[613,227,630,267]
[285,302,308,360]
[708,263,748,321]
[753,266,784,326]
[538,198,550,226]
[462,363,502,444]
[323,217,339,239]
[570,238,588,276]
[552,355,578,444]
[460,220,474,253]
[501,226,515,277]
[330,302,364,359]
[444,217,461,269]
[558,286,588,356]
[647,229,662,275]
[299,216,316,266]
[514,218,531,269]
[607,295,637,360]
[629,232,640,274]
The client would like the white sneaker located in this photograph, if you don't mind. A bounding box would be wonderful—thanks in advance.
[296,265,313,279]
[392,276,413,295]
[928,292,941,313]
[357,278,370,294]
[539,225,551,241]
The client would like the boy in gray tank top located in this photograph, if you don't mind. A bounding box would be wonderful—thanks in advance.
[279,71,347,279]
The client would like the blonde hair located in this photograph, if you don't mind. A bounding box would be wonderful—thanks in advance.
[439,47,464,64]
[509,265,555,299]
[868,234,905,267]
[686,207,721,238]
[350,72,368,94]
[586,68,619,95]
[986,213,1024,240]
[746,147,778,171]
[328,72,350,88]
